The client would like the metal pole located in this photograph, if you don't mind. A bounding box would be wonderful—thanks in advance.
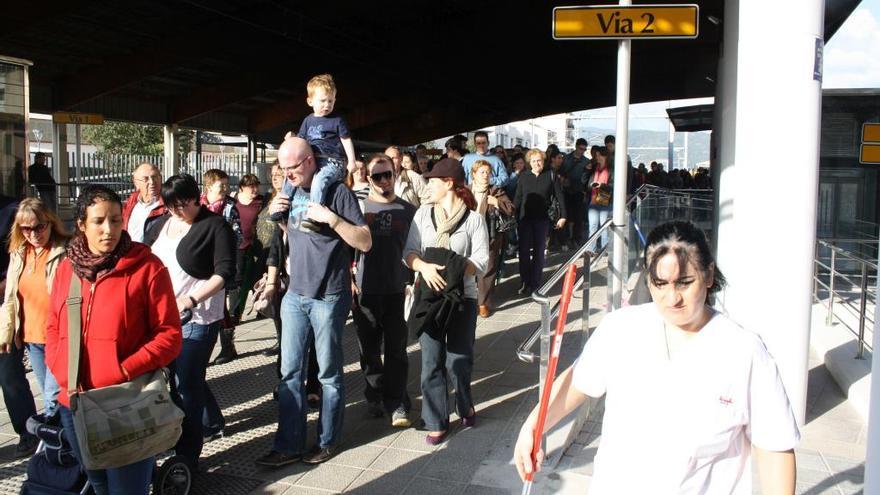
[74,123,82,185]
[812,244,818,301]
[610,0,632,310]
[582,252,591,334]
[857,262,868,359]
[667,116,674,169]
[539,302,552,397]
[827,248,836,326]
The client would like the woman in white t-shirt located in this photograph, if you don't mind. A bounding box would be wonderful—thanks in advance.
[513,221,800,494]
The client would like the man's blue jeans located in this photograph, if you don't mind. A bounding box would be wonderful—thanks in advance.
[170,320,223,466]
[59,405,155,495]
[274,290,350,454]
[27,343,60,415]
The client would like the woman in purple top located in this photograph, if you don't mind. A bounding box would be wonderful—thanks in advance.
[232,174,265,321]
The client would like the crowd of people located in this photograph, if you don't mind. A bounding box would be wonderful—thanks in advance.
[0,73,796,495]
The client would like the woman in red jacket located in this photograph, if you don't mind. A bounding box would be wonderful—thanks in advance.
[46,185,182,495]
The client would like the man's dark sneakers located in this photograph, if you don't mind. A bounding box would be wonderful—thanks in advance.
[15,434,38,458]
[365,401,384,418]
[255,450,302,467]
[203,428,224,443]
[303,446,335,465]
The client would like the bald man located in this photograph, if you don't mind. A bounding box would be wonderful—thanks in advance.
[385,145,429,207]
[122,162,166,242]
[257,136,371,467]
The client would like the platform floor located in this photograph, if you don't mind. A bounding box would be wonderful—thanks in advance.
[0,252,868,494]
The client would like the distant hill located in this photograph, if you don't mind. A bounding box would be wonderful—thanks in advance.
[576,126,710,169]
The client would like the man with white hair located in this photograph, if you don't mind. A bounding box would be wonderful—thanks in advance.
[122,162,166,242]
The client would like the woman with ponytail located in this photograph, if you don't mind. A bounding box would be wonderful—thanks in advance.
[403,158,489,445]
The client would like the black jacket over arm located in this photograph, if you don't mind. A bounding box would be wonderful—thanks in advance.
[513,169,567,221]
[407,247,469,341]
[143,207,236,283]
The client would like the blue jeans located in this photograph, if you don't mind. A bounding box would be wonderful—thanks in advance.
[419,300,478,431]
[310,157,346,206]
[170,321,223,466]
[0,344,36,435]
[59,405,155,495]
[587,206,611,251]
[27,343,60,415]
[274,290,350,454]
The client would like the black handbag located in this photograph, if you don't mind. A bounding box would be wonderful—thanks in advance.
[491,209,517,233]
[547,195,562,223]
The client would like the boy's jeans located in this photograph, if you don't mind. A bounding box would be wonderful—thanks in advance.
[310,157,346,206]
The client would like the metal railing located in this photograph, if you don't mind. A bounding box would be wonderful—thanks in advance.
[814,239,878,359]
[515,185,715,389]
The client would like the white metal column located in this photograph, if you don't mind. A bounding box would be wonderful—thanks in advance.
[610,0,632,309]
[867,248,880,492]
[714,0,824,425]
[163,124,180,178]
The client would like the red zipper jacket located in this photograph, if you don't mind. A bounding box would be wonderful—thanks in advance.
[46,242,182,408]
[121,191,167,237]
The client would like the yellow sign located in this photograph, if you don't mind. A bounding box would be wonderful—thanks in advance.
[861,144,880,165]
[861,123,880,165]
[862,123,880,144]
[52,112,104,125]
[553,5,699,40]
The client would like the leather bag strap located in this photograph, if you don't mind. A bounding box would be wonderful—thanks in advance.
[66,276,83,402]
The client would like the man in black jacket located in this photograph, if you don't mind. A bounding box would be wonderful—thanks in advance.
[27,153,57,212]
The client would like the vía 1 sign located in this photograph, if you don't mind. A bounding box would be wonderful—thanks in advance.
[553,4,699,40]
[52,112,104,125]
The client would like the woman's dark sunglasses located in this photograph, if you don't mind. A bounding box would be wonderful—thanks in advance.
[20,223,47,234]
[370,171,393,182]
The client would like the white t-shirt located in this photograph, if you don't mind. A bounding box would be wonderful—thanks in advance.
[151,224,225,326]
[127,198,160,243]
[571,303,799,494]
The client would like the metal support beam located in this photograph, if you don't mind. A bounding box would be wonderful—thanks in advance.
[163,124,180,178]
[865,247,880,492]
[610,0,632,310]
[713,0,823,426]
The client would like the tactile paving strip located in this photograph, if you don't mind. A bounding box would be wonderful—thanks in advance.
[191,472,264,495]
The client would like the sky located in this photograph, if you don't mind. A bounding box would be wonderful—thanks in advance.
[572,0,880,133]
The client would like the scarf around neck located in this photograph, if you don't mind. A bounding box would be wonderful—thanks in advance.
[67,230,132,282]
[471,183,490,216]
[432,199,468,249]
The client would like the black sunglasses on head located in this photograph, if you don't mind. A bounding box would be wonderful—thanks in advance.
[370,171,393,182]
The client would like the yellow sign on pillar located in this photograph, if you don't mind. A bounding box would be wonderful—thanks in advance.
[553,4,699,40]
[861,144,880,165]
[52,112,104,125]
[861,123,880,165]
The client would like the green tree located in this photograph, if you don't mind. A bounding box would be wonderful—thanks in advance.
[82,121,165,155]
[83,122,193,155]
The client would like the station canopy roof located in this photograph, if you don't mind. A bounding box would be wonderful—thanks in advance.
[1,0,860,145]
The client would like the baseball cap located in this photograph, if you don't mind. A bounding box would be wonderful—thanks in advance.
[422,158,465,182]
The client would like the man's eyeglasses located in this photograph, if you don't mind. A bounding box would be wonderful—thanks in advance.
[135,176,161,184]
[20,223,47,235]
[280,157,310,173]
[475,140,489,145]
[370,171,393,182]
